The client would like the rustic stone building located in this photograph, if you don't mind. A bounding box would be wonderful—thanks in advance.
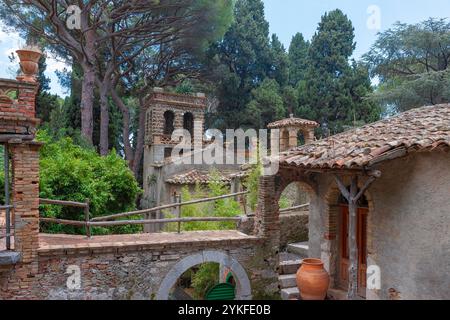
[142,88,245,231]
[256,104,450,299]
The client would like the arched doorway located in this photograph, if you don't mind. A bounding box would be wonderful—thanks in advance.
[156,251,252,300]
[276,179,315,261]
[279,182,311,208]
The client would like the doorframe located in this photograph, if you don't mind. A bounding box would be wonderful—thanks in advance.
[338,204,369,298]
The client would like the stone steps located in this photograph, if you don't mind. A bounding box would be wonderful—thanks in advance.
[281,286,300,300]
[287,242,309,258]
[279,274,297,289]
[279,259,302,275]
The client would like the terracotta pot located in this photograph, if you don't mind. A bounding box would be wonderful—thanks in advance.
[296,258,330,300]
[16,49,42,82]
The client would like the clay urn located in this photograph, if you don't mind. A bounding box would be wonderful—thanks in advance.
[16,46,42,82]
[296,258,330,300]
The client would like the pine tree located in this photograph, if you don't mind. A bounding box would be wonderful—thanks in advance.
[245,78,285,129]
[299,9,379,134]
[269,34,289,87]
[209,0,273,129]
[288,33,309,86]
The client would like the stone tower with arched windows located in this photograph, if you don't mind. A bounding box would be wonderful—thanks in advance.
[268,114,319,152]
[142,87,207,231]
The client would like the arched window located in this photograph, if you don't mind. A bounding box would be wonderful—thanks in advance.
[281,129,290,152]
[163,111,175,135]
[183,112,194,137]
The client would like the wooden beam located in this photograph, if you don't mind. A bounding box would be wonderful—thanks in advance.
[368,147,407,167]
[39,198,88,208]
[40,217,87,226]
[354,176,377,202]
[334,175,350,201]
[91,191,249,222]
[88,216,243,227]
[334,172,379,300]
[279,203,310,213]
[347,176,359,299]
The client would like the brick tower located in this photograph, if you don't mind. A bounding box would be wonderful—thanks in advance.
[142,88,207,232]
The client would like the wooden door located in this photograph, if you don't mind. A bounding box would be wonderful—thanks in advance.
[339,205,368,297]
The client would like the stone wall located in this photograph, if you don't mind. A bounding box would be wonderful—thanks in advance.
[239,211,309,250]
[279,212,309,249]
[307,151,450,300]
[0,232,275,300]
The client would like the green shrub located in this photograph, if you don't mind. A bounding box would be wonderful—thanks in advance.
[191,263,220,300]
[37,130,142,235]
[164,169,241,232]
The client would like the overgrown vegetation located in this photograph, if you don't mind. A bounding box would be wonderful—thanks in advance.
[191,263,220,300]
[37,130,142,235]
[164,170,241,232]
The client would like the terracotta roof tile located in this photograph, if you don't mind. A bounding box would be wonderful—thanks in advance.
[166,169,248,185]
[279,104,450,170]
[268,115,319,129]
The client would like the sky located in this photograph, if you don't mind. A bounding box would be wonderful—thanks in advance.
[0,0,449,97]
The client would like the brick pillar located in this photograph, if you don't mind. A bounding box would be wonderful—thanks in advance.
[288,128,298,149]
[252,174,281,298]
[303,128,315,144]
[254,175,280,241]
[10,141,42,263]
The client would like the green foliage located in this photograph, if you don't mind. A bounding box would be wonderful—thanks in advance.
[37,130,142,235]
[298,9,380,135]
[288,33,310,86]
[244,163,262,212]
[209,0,276,129]
[246,78,286,128]
[191,263,220,300]
[278,195,292,209]
[363,18,450,112]
[269,34,289,87]
[165,169,241,232]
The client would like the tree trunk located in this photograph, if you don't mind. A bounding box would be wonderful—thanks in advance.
[99,83,110,156]
[132,97,147,177]
[110,88,134,165]
[80,67,95,144]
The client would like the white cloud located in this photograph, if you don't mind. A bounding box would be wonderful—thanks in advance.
[46,56,69,72]
[0,26,22,46]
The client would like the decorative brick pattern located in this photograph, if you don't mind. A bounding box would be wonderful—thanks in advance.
[0,79,39,135]
[144,89,206,146]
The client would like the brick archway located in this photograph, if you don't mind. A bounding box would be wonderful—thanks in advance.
[156,250,252,300]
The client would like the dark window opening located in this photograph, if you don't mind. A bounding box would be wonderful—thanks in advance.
[183,112,194,138]
[164,148,173,159]
[164,111,175,135]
